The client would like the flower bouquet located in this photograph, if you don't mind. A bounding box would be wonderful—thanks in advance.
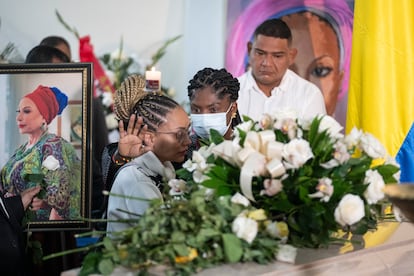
[179,113,400,248]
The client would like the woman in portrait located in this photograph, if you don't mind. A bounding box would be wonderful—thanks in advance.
[226,0,353,126]
[0,85,81,221]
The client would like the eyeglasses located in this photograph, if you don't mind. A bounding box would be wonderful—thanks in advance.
[157,127,192,144]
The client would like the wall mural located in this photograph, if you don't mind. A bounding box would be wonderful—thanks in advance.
[226,0,354,127]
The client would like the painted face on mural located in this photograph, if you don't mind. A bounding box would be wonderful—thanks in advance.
[282,11,344,115]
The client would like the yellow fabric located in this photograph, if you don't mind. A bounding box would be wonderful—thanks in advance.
[363,222,400,248]
[346,0,414,156]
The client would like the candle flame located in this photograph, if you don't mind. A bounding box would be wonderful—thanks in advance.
[151,66,156,71]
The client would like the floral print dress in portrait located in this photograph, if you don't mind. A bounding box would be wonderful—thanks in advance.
[0,133,81,220]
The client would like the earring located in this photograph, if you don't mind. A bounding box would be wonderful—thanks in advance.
[231,113,237,119]
[41,122,47,132]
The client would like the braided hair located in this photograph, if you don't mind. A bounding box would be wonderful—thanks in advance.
[187,68,239,102]
[132,93,180,131]
[113,74,146,122]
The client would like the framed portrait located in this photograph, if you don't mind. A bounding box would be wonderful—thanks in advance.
[0,63,93,231]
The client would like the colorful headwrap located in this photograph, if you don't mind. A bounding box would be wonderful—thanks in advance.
[24,85,68,124]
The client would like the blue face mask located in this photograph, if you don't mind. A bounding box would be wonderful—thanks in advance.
[190,104,232,139]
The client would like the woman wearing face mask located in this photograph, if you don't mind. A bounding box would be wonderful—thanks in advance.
[187,67,241,157]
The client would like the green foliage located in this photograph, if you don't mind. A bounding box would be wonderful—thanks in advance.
[181,115,400,248]
[72,190,278,275]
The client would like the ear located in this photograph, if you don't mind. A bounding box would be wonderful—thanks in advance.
[288,48,298,65]
[231,101,238,115]
[143,132,155,149]
[247,41,253,55]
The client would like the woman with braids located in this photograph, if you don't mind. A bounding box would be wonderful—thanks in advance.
[187,67,241,156]
[106,75,191,233]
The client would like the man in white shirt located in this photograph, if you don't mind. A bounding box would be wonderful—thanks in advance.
[237,18,326,121]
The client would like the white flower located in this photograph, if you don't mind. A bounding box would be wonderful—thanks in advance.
[260,179,283,196]
[266,221,289,242]
[101,91,113,107]
[274,117,298,140]
[360,133,386,159]
[282,139,314,169]
[276,244,297,263]
[259,113,273,129]
[234,120,254,138]
[105,113,119,130]
[231,192,250,207]
[344,127,362,148]
[42,155,60,171]
[363,169,385,204]
[309,177,334,202]
[320,141,349,169]
[334,194,365,226]
[192,170,210,184]
[182,159,197,172]
[318,115,344,139]
[212,140,240,166]
[168,179,187,196]
[232,216,258,244]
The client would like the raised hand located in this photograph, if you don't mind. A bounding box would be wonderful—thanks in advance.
[117,114,151,159]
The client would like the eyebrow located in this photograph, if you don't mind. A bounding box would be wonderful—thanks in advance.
[254,47,286,55]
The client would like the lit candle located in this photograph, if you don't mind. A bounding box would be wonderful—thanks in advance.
[145,67,161,91]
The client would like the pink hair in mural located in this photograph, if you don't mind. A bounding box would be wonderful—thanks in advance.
[226,0,353,102]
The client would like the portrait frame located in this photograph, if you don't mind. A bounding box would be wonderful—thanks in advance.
[0,63,93,231]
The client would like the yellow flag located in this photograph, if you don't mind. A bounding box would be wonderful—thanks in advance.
[346,0,414,156]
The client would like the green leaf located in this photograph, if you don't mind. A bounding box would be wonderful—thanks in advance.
[173,243,189,256]
[98,259,114,275]
[222,233,243,262]
[210,129,225,144]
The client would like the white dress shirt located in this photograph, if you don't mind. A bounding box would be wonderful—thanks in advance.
[237,69,326,121]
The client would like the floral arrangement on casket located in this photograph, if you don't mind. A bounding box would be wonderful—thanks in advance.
[46,113,400,275]
[178,113,400,248]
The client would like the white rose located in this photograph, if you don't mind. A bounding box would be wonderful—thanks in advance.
[318,115,344,139]
[232,216,258,244]
[231,192,250,207]
[334,194,365,226]
[363,169,385,204]
[276,244,297,263]
[360,133,386,159]
[42,155,60,171]
[282,139,314,169]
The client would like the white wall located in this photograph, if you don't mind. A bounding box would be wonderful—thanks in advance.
[0,0,227,105]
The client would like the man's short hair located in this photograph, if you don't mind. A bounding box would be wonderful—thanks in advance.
[253,18,292,45]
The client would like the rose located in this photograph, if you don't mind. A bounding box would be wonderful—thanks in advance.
[360,133,386,159]
[363,169,385,204]
[282,139,314,169]
[232,216,258,244]
[334,194,365,226]
[42,155,60,171]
